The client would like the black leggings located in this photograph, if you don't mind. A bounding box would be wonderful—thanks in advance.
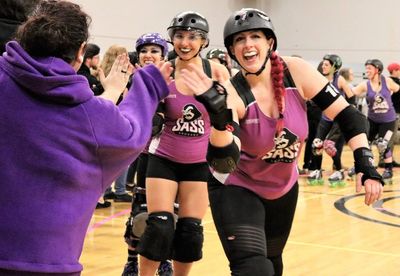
[208,178,298,276]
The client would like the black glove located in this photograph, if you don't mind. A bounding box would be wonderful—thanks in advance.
[195,81,233,131]
[353,147,384,186]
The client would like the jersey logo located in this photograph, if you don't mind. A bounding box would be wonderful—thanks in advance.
[262,128,300,163]
[172,104,205,136]
[372,94,389,114]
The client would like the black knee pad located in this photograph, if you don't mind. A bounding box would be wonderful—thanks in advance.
[137,211,175,261]
[172,217,204,263]
[230,255,275,276]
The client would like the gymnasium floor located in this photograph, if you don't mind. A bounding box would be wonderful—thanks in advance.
[80,146,400,275]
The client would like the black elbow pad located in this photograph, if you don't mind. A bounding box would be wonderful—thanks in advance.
[206,141,240,173]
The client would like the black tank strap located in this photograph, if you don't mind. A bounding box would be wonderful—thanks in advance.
[202,58,212,78]
[281,58,296,88]
[170,58,176,79]
[230,72,255,108]
[169,58,212,79]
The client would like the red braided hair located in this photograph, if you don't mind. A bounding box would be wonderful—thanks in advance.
[269,51,286,135]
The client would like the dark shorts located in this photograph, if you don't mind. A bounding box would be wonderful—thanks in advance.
[146,154,210,182]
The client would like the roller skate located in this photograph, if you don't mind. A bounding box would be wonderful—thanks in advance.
[328,170,345,187]
[307,169,324,185]
[382,168,393,185]
[157,260,173,276]
[347,167,356,180]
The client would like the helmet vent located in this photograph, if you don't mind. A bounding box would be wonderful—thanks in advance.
[191,19,196,23]
[234,15,240,20]
[249,12,254,17]
[178,18,183,22]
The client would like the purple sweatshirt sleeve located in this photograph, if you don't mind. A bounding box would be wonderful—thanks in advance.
[83,65,169,188]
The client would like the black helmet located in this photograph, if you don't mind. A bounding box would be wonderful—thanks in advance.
[323,54,342,71]
[206,48,227,65]
[223,8,277,60]
[365,59,384,73]
[167,11,209,39]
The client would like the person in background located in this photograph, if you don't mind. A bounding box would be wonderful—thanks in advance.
[307,54,354,185]
[122,32,173,276]
[352,59,400,181]
[180,8,383,275]
[206,48,239,76]
[137,11,230,276]
[0,0,171,274]
[0,0,41,53]
[386,62,400,167]
[299,61,323,175]
[77,43,104,95]
[99,44,134,204]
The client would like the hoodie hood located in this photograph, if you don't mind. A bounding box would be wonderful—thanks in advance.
[0,41,93,104]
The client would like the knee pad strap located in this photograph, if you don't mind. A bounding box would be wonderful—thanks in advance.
[173,217,204,263]
[137,211,175,261]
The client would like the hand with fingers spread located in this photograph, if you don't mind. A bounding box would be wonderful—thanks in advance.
[99,54,133,103]
[180,63,214,96]
[181,63,233,131]
[156,61,173,86]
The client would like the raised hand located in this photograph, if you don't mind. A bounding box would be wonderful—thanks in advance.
[180,63,213,96]
[156,61,173,85]
[101,53,133,94]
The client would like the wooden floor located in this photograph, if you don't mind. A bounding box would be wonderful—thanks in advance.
[80,146,400,276]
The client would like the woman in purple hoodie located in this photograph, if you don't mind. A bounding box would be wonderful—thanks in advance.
[0,1,171,275]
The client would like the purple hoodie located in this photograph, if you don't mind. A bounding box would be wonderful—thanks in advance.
[0,41,168,274]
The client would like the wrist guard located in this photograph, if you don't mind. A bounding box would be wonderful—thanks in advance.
[353,147,384,186]
[195,81,234,131]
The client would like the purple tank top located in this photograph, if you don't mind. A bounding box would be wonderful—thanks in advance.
[214,80,307,200]
[366,75,396,123]
[148,81,211,163]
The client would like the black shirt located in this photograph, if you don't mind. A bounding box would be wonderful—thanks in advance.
[77,64,104,96]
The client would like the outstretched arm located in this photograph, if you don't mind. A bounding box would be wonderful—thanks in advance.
[287,57,383,206]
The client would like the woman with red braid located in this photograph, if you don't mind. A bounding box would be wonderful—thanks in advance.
[180,8,384,276]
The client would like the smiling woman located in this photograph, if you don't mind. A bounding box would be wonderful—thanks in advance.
[178,7,384,276]
[133,10,231,276]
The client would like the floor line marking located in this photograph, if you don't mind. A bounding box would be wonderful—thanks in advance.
[287,240,400,257]
[86,209,131,234]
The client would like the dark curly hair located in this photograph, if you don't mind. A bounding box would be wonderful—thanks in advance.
[0,0,41,22]
[15,0,91,64]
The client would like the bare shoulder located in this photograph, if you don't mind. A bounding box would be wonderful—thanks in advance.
[281,55,328,99]
[281,56,314,74]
